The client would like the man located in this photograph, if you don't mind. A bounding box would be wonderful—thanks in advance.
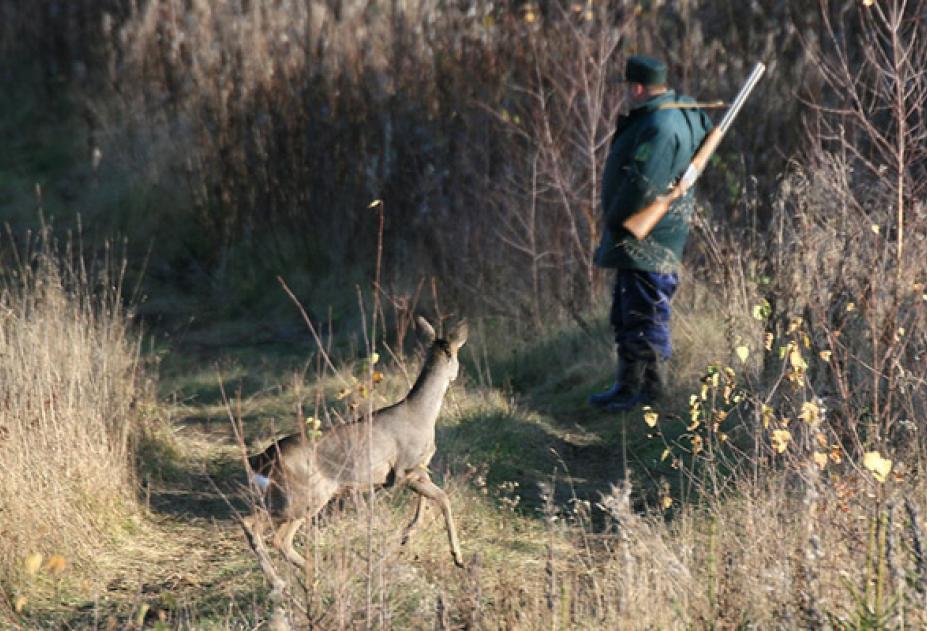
[589,55,713,412]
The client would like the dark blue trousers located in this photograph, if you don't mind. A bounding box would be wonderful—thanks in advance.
[609,270,678,361]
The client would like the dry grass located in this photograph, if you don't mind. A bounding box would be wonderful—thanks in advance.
[0,228,149,609]
[1,262,925,627]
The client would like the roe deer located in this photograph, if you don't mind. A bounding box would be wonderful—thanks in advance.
[242,316,467,569]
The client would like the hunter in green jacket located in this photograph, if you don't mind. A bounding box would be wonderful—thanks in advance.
[590,55,713,412]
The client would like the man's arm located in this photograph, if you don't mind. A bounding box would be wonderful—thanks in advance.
[604,124,679,234]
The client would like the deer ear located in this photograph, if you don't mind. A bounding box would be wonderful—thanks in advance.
[416,316,436,344]
[448,320,468,351]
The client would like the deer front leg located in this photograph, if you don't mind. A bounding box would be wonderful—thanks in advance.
[401,492,427,546]
[407,473,464,568]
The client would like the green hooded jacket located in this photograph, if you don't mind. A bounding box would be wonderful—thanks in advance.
[595,90,713,272]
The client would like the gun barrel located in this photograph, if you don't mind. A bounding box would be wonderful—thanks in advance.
[718,63,766,135]
[621,61,767,240]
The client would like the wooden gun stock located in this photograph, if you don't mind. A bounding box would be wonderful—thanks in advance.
[621,128,723,240]
[620,62,766,241]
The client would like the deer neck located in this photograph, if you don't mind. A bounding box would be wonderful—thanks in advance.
[404,353,451,425]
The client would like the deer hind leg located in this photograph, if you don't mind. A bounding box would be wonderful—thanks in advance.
[401,493,427,546]
[272,517,307,569]
[241,511,289,587]
[272,486,336,570]
[407,473,464,568]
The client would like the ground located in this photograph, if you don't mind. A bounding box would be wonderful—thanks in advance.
[28,319,668,629]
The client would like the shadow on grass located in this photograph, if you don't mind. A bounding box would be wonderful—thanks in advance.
[438,407,620,516]
[46,561,268,630]
[136,427,250,523]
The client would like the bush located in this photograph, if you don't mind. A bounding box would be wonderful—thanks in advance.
[0,226,148,590]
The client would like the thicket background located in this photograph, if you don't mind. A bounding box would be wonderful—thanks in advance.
[2,0,823,322]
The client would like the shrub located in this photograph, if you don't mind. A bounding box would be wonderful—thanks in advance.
[0,226,148,589]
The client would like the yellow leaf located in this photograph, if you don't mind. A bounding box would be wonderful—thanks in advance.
[369,352,380,365]
[830,446,843,464]
[367,199,383,208]
[846,302,856,312]
[136,603,151,628]
[14,595,27,613]
[661,495,673,510]
[862,0,874,6]
[798,401,821,426]
[691,434,703,455]
[761,405,775,429]
[871,223,880,234]
[863,450,882,469]
[660,448,671,462]
[813,452,828,470]
[863,451,893,482]
[819,350,832,362]
[642,406,658,428]
[689,401,701,427]
[771,429,791,454]
[752,302,770,320]
[372,370,384,384]
[787,316,803,334]
[735,346,750,364]
[524,9,537,22]
[789,348,807,371]
[764,332,774,351]
[687,416,700,431]
[24,553,43,576]
[45,555,67,576]
[335,387,351,400]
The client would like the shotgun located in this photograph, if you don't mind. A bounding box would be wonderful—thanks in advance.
[621,63,766,240]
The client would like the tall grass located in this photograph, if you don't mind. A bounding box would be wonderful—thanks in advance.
[0,226,147,592]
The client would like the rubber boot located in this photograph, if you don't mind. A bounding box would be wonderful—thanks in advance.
[588,356,631,408]
[604,359,647,413]
[642,357,667,402]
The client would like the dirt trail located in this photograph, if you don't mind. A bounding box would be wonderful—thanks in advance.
[37,352,630,628]
[42,423,261,629]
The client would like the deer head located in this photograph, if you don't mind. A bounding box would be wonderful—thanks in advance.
[416,316,468,382]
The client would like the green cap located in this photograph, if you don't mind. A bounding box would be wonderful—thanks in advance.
[622,55,668,86]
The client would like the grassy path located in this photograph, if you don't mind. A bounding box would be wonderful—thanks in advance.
[33,328,658,628]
